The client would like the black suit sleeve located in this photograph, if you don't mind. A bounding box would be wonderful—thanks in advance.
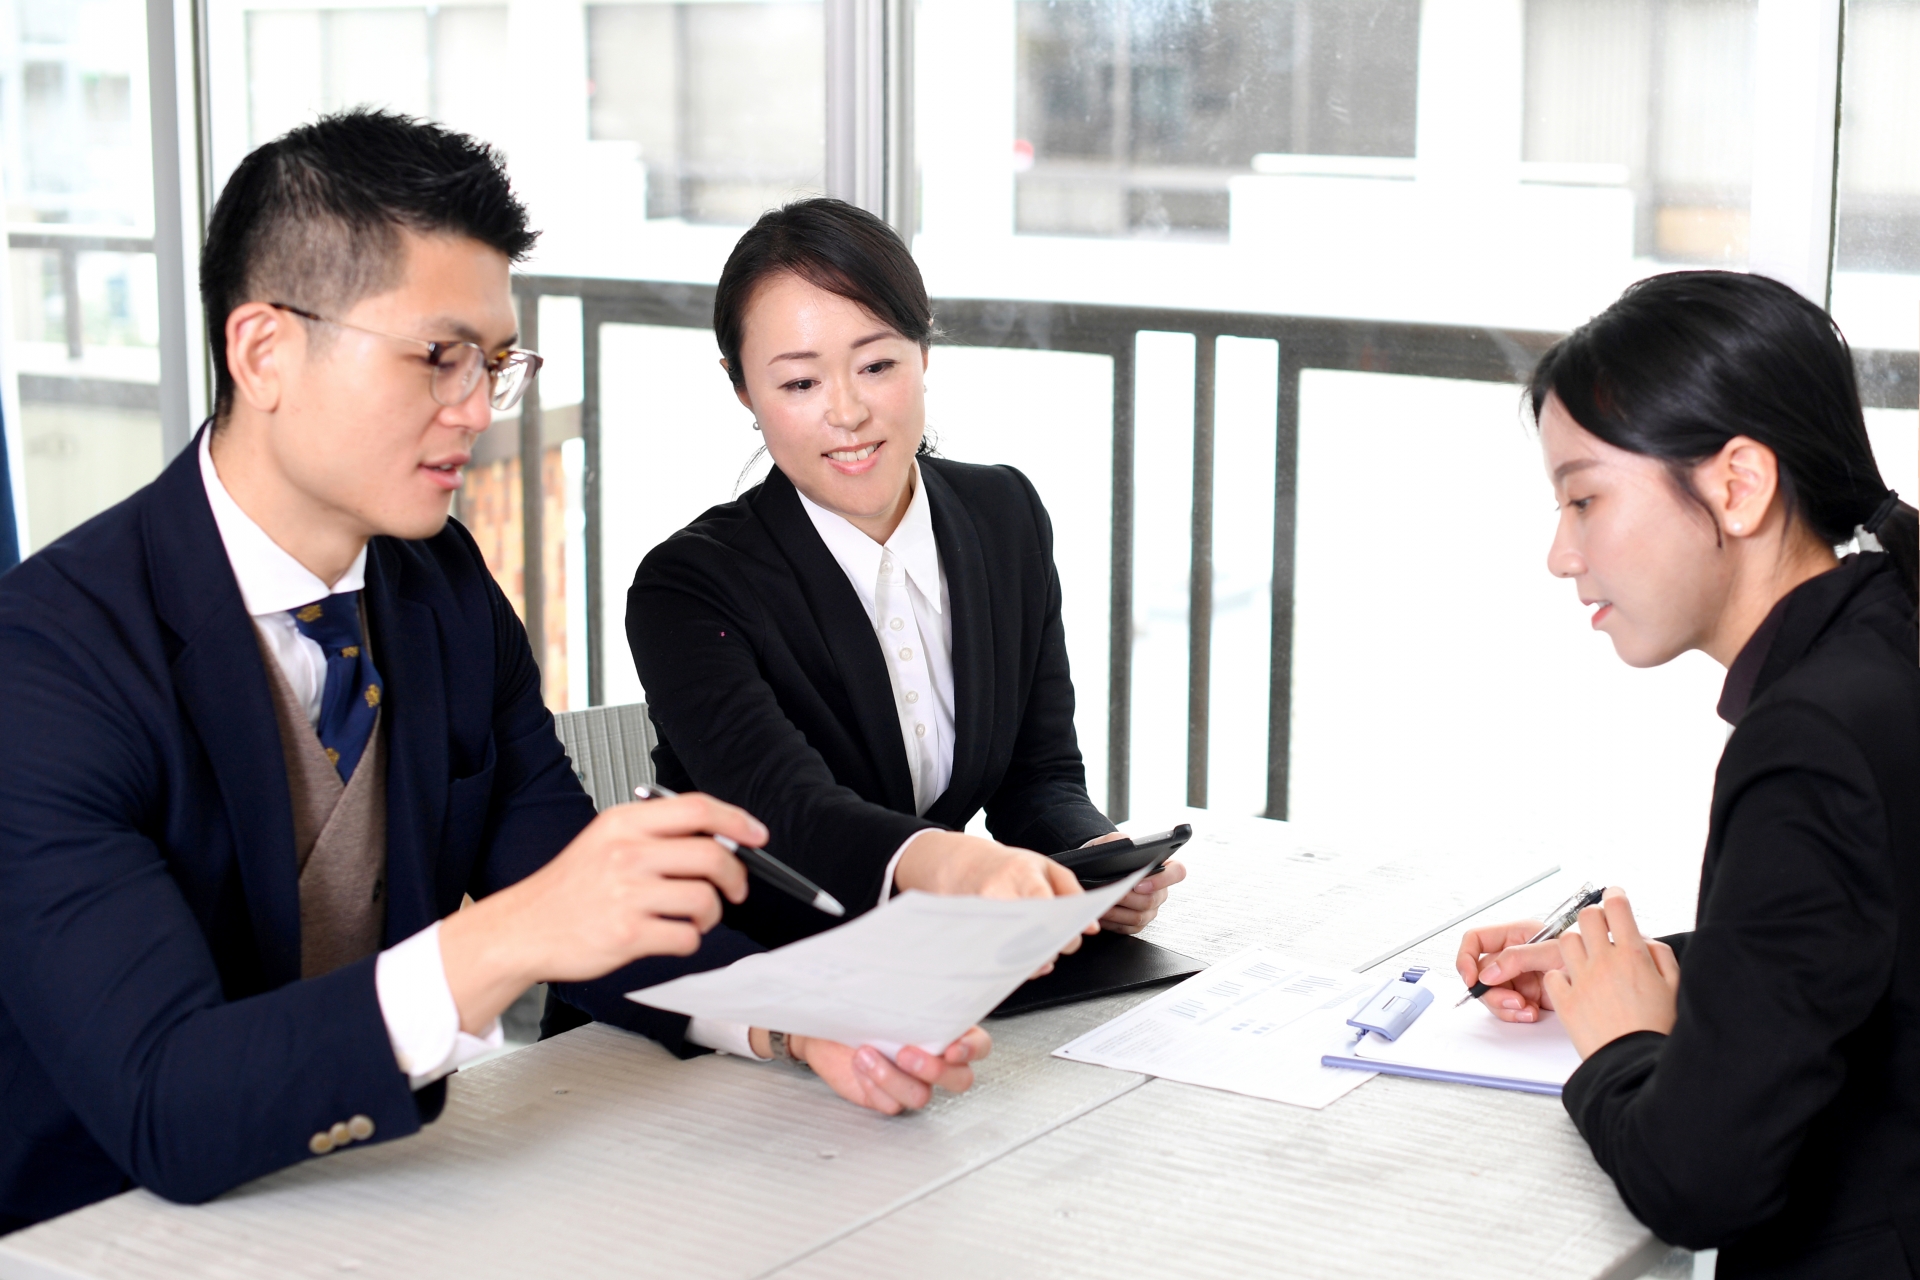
[631,547,935,916]
[457,534,763,1056]
[981,469,1115,854]
[0,620,421,1206]
[1561,699,1896,1249]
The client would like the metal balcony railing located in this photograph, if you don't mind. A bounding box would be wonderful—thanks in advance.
[509,273,1914,823]
[9,242,1913,820]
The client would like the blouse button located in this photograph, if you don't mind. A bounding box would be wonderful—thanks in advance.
[915,723,927,738]
[898,647,913,661]
[905,691,919,704]
[890,617,905,630]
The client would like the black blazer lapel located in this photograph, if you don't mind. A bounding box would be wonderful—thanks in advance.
[145,435,303,987]
[362,544,446,943]
[753,468,917,814]
[921,463,996,829]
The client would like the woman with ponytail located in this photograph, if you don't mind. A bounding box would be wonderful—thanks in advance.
[1454,271,1919,1278]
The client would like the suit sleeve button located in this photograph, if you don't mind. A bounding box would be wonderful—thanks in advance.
[329,1122,351,1148]
[309,1132,335,1155]
[347,1115,375,1141]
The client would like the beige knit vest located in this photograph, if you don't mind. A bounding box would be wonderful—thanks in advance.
[258,638,389,979]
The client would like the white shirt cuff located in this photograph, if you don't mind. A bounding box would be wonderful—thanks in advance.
[884,827,941,898]
[687,1017,767,1059]
[374,921,504,1089]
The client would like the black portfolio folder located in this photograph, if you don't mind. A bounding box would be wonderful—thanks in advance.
[988,930,1206,1018]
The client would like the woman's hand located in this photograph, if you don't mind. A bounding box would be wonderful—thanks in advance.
[757,1027,992,1116]
[1544,890,1681,1058]
[896,830,1080,899]
[895,830,1090,974]
[1077,833,1188,934]
[1455,917,1562,1022]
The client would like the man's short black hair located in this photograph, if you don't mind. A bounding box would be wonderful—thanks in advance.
[200,109,537,420]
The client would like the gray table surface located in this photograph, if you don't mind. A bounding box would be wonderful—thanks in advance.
[0,812,1690,1280]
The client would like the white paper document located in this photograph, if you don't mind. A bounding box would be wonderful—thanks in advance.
[627,870,1146,1056]
[1330,970,1584,1095]
[1051,947,1382,1109]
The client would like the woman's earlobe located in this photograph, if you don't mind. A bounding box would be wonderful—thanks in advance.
[1716,436,1779,537]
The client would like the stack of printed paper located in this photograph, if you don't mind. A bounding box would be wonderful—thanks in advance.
[1052,947,1383,1109]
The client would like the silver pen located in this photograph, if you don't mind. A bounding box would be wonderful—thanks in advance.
[1455,881,1604,1007]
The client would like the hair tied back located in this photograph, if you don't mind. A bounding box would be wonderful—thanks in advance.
[1865,490,1901,535]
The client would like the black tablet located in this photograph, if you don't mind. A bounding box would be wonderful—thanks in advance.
[1049,824,1192,888]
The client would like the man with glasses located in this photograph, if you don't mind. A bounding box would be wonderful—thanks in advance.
[0,110,982,1232]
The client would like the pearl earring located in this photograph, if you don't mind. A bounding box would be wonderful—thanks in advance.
[1728,520,1743,534]
[751,420,762,432]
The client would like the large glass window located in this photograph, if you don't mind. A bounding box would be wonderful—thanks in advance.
[588,2,825,228]
[1,0,162,552]
[1832,0,1920,367]
[1012,0,1420,239]
[911,0,1826,901]
[8,3,1902,888]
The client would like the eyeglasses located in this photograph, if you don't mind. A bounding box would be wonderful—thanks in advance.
[269,302,544,412]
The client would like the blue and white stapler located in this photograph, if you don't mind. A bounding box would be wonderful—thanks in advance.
[1347,965,1433,1043]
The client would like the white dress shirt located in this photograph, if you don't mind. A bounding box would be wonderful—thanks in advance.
[798,462,955,891]
[199,435,761,1071]
[200,433,504,1087]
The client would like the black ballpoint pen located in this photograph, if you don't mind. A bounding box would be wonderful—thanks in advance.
[632,783,846,917]
[1456,882,1605,1007]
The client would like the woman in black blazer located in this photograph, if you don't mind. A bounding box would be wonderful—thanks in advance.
[628,198,1184,948]
[1455,271,1920,1279]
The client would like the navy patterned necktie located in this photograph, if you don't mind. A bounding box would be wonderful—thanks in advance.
[290,593,383,782]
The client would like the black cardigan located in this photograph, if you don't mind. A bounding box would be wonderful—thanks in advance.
[1563,553,1920,1279]
[627,458,1114,946]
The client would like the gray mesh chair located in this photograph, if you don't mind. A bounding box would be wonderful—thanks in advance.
[551,701,658,812]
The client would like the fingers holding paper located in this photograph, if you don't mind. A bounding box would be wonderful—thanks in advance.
[1543,889,1680,1058]
[791,1027,994,1116]
[897,831,1092,977]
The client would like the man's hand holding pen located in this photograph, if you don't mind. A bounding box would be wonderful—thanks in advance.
[441,793,760,1037]
[1455,887,1681,1056]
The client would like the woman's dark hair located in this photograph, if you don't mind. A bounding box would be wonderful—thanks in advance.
[713,197,936,390]
[201,109,536,420]
[1530,269,1918,606]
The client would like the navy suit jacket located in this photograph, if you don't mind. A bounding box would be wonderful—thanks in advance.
[0,435,757,1229]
